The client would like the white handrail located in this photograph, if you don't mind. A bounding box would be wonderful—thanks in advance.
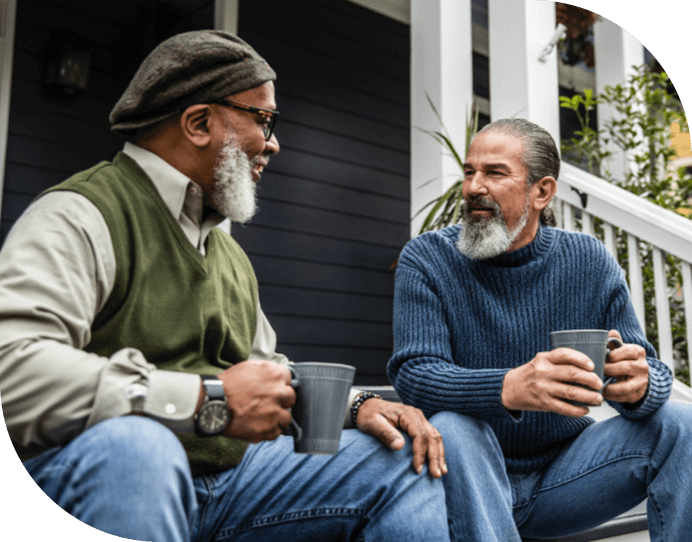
[557,162,692,262]
[555,161,692,383]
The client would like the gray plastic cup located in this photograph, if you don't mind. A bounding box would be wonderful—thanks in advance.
[286,362,356,455]
[550,330,622,406]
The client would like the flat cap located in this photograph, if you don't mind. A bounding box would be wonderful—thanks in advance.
[110,30,276,135]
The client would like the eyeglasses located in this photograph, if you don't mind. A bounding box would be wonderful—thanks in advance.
[211,99,279,141]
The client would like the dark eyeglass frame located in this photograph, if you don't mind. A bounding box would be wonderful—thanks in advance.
[211,99,279,141]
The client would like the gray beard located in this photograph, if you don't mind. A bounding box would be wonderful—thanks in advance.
[211,136,260,224]
[456,196,530,259]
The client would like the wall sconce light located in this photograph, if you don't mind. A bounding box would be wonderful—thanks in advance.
[538,23,567,63]
[44,37,91,97]
[554,3,599,68]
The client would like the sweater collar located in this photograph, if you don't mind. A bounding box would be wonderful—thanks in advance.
[474,224,554,267]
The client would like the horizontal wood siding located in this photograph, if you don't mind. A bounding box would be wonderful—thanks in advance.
[2,0,408,384]
[1,0,212,243]
[235,0,410,383]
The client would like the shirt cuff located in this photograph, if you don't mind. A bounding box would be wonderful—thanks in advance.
[142,370,201,433]
[86,347,201,434]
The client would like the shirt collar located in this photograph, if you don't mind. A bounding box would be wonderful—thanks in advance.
[122,141,225,226]
[122,142,227,252]
[122,142,193,220]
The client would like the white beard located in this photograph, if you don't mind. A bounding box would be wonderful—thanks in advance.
[456,195,530,259]
[210,136,259,224]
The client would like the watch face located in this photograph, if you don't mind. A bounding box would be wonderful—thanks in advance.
[198,401,231,435]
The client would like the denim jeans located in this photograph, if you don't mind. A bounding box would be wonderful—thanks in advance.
[430,401,692,542]
[24,416,451,542]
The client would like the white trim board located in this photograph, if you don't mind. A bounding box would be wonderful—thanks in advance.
[0,0,17,224]
[344,0,410,24]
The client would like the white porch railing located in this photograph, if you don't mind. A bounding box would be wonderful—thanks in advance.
[555,161,692,397]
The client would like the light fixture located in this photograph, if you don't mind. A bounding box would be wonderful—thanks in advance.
[538,23,567,63]
[44,35,91,97]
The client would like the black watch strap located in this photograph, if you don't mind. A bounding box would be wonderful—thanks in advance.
[195,377,231,437]
[201,377,225,401]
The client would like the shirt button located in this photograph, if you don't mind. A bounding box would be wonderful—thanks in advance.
[188,186,198,195]
[165,403,176,415]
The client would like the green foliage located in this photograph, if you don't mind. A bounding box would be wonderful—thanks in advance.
[414,95,479,235]
[560,64,692,384]
[559,89,610,175]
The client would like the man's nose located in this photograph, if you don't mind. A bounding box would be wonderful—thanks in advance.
[464,173,488,196]
[265,133,280,155]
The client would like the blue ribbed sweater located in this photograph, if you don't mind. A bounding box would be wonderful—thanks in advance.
[388,224,673,474]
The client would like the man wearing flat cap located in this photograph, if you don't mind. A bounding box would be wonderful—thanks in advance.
[0,31,457,541]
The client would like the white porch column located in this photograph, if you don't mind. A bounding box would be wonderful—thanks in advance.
[488,0,560,147]
[214,0,240,235]
[214,0,239,34]
[0,0,17,223]
[593,16,644,183]
[410,0,473,237]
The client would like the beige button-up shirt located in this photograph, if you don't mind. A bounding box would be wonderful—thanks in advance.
[0,143,312,452]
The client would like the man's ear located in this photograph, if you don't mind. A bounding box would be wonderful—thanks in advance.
[179,104,212,148]
[532,176,557,211]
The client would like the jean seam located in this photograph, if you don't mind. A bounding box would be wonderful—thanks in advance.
[193,475,217,542]
[215,507,368,539]
[536,453,650,493]
[646,460,664,541]
[647,486,665,540]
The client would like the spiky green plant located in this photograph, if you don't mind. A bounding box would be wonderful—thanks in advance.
[413,94,480,236]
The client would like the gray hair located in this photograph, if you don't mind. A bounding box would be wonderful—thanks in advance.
[474,118,559,226]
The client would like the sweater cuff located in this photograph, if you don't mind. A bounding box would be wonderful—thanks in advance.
[398,366,523,423]
[453,367,523,422]
[609,359,672,419]
[495,369,524,423]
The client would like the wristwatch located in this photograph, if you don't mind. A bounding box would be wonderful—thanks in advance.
[194,378,232,437]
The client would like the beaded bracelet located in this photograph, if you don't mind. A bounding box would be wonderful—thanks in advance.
[350,391,381,426]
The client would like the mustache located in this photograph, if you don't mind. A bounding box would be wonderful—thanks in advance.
[464,195,501,216]
[251,155,270,169]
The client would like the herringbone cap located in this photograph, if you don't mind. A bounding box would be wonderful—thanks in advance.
[110,30,275,134]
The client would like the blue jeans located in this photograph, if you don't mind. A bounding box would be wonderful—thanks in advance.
[24,416,450,542]
[430,402,692,541]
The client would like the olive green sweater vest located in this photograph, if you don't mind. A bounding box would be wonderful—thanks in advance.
[48,152,258,475]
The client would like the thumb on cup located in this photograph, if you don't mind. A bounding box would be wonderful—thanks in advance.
[607,329,624,351]
[608,329,622,342]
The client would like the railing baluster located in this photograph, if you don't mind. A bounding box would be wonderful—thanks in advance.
[627,234,646,330]
[558,163,692,389]
[582,211,594,237]
[563,202,575,232]
[682,262,692,378]
[602,222,617,259]
[652,248,674,373]
[553,199,563,230]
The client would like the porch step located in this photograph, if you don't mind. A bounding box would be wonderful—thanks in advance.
[521,501,647,541]
[358,386,650,542]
